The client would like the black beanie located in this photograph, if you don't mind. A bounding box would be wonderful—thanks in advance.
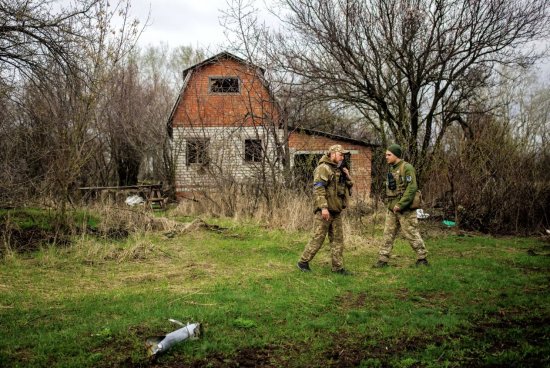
[387,144,402,158]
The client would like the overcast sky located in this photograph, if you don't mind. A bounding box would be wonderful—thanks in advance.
[129,0,227,49]
[128,0,280,52]
[125,1,549,77]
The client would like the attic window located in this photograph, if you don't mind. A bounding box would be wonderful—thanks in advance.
[209,77,240,93]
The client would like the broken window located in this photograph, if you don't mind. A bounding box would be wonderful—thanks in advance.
[209,77,240,93]
[244,139,263,162]
[293,153,323,189]
[186,139,209,165]
[293,152,352,189]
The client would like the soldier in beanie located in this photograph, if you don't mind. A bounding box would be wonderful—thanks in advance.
[297,144,353,275]
[374,143,429,267]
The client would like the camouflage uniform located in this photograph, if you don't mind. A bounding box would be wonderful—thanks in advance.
[379,160,428,263]
[299,154,353,272]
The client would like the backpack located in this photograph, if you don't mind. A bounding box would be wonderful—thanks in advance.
[399,162,423,209]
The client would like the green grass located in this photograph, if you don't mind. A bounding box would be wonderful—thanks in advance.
[0,217,548,367]
[0,208,100,231]
[0,208,57,231]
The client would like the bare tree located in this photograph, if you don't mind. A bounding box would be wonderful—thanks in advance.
[421,66,550,234]
[0,0,140,208]
[495,67,550,150]
[1,0,110,84]
[264,0,550,173]
[138,45,206,196]
[95,45,205,187]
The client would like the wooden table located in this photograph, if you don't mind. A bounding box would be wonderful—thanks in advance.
[78,184,166,209]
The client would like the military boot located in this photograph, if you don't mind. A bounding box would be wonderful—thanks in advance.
[415,258,429,267]
[333,268,352,275]
[297,261,311,272]
[373,260,388,268]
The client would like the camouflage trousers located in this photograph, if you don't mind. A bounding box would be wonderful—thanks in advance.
[379,209,427,262]
[300,211,344,271]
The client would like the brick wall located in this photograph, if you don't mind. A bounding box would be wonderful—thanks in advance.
[173,126,373,198]
[171,59,278,128]
[288,131,373,198]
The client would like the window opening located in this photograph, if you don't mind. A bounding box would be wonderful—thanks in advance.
[186,139,209,165]
[209,77,240,93]
[245,139,263,162]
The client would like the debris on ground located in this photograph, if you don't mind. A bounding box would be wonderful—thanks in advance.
[416,209,430,219]
[145,319,201,357]
[125,195,145,206]
[158,218,225,238]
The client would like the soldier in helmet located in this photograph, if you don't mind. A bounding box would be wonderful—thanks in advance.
[374,144,429,268]
[297,144,353,275]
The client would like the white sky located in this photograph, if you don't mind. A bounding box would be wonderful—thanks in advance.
[130,0,230,50]
[122,1,549,78]
[127,0,282,52]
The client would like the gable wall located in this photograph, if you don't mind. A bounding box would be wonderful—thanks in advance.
[172,59,278,128]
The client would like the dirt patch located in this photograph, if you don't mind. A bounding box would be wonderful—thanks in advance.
[0,216,132,256]
[188,346,277,368]
[1,223,133,255]
[92,313,549,368]
[1,225,72,254]
[324,333,367,367]
[146,345,283,368]
[324,332,434,367]
[395,288,450,304]
[322,313,550,368]
[336,291,368,310]
[396,287,410,300]
[464,314,550,367]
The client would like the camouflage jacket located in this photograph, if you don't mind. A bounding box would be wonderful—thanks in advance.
[313,155,353,213]
[385,160,418,211]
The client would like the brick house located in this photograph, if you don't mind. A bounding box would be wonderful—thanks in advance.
[167,51,375,199]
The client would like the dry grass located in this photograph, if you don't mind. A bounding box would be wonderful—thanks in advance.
[92,205,156,234]
[85,204,198,235]
[72,237,162,264]
[170,189,389,254]
[255,191,314,231]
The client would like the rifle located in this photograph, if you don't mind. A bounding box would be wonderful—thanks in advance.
[338,157,352,196]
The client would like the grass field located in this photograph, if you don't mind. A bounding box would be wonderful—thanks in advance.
[0,212,549,367]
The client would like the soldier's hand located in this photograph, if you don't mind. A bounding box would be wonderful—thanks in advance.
[321,208,330,221]
[392,205,401,213]
[342,167,351,179]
